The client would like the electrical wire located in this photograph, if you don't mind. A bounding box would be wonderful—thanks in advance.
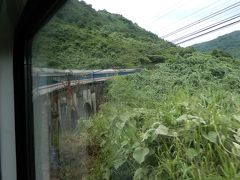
[175,18,240,45]
[168,7,240,41]
[172,13,240,43]
[157,0,228,33]
[153,0,192,20]
[162,1,240,38]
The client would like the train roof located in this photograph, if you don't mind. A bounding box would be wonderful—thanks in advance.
[32,67,138,76]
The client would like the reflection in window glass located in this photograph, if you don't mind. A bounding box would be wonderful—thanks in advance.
[32,0,240,179]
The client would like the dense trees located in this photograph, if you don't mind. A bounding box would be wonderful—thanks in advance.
[192,31,240,58]
[32,0,184,69]
[32,1,240,179]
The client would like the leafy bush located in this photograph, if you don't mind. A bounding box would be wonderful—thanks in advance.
[192,31,240,58]
[32,0,183,69]
[147,55,166,63]
[211,49,233,59]
[85,53,240,179]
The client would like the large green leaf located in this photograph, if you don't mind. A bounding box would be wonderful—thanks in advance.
[233,142,240,156]
[203,131,218,143]
[176,114,206,125]
[155,124,169,136]
[186,148,198,160]
[133,168,148,180]
[133,147,149,164]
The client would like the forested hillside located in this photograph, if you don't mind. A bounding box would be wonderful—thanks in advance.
[192,31,240,58]
[32,0,194,69]
[32,0,240,179]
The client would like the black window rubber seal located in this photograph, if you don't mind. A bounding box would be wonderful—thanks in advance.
[13,0,67,179]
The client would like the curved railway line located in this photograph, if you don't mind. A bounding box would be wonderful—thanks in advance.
[32,68,139,97]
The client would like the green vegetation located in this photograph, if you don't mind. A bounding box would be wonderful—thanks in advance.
[32,0,240,179]
[32,0,192,69]
[192,31,240,58]
[85,53,240,179]
[59,132,96,179]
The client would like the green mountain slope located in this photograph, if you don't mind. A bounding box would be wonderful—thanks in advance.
[30,0,240,179]
[192,31,240,58]
[32,0,193,69]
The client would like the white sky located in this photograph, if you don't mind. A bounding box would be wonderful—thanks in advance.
[83,0,240,47]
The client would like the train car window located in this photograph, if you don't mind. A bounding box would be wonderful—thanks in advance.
[15,0,240,178]
[31,0,141,179]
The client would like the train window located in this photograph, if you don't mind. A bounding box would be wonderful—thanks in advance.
[31,0,140,179]
[16,0,240,178]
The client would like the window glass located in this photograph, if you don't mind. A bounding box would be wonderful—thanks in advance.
[32,0,240,179]
[32,0,141,179]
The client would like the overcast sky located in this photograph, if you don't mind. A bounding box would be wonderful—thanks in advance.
[83,0,240,47]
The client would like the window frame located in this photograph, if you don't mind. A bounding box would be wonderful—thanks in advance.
[13,0,67,179]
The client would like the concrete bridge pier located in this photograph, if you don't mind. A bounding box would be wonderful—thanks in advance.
[44,81,106,133]
[32,80,106,179]
[59,97,67,132]
[33,94,51,180]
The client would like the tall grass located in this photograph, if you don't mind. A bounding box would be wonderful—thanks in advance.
[85,53,240,179]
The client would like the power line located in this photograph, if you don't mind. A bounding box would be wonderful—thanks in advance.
[157,0,228,33]
[172,13,240,43]
[151,0,187,20]
[176,18,240,45]
[162,1,240,38]
[153,0,192,20]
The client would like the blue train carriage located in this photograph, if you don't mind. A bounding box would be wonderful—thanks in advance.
[92,68,138,79]
[70,69,94,81]
[32,68,95,88]
[118,68,138,76]
[32,68,140,88]
[32,67,68,88]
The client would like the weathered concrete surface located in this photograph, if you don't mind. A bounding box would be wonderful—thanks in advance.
[60,81,106,131]
[33,80,106,179]
[35,81,106,132]
[33,95,51,180]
